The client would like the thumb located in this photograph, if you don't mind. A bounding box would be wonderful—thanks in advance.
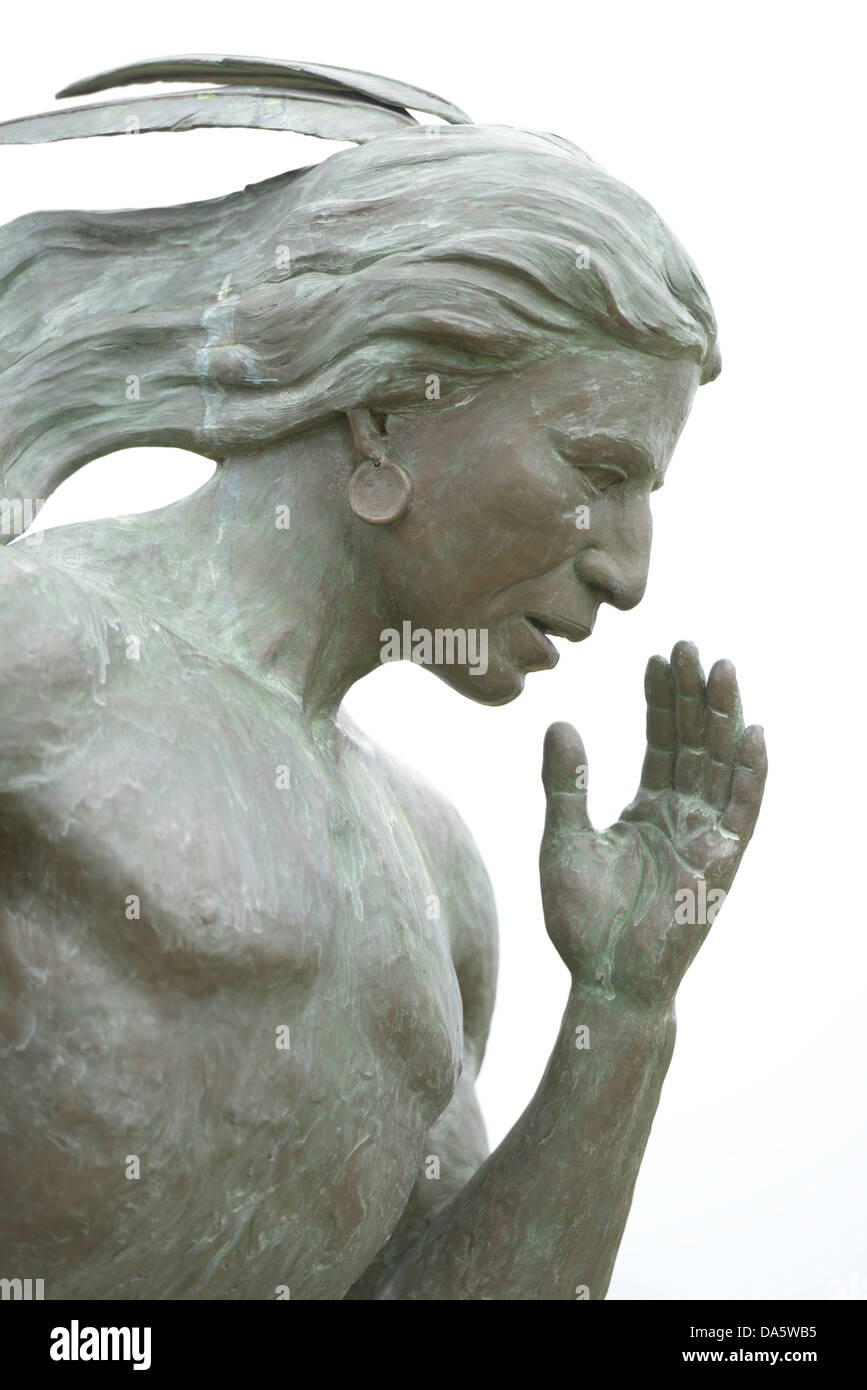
[542,721,592,833]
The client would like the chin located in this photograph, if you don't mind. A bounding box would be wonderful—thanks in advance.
[432,662,531,706]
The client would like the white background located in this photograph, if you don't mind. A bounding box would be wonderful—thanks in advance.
[2,1,863,1300]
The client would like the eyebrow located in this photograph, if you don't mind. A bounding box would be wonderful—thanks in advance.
[548,429,664,489]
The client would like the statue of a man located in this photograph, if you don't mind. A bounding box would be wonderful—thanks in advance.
[0,56,766,1299]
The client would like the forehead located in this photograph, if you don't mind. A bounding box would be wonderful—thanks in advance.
[519,347,700,463]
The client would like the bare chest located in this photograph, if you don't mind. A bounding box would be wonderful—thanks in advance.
[1,674,464,1297]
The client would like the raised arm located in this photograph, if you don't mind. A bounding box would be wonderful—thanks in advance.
[362,642,766,1300]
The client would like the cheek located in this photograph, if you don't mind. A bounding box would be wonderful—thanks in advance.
[410,446,584,592]
[486,449,583,545]
[502,471,590,572]
[462,498,579,592]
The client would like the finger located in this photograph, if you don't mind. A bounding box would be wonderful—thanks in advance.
[720,725,767,842]
[672,640,706,797]
[704,659,744,810]
[640,655,675,790]
[542,721,592,833]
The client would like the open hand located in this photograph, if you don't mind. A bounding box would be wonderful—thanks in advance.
[539,641,767,1007]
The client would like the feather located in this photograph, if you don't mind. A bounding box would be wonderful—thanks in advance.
[0,85,417,146]
[57,54,472,125]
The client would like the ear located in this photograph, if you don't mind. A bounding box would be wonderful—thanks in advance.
[345,410,411,526]
[346,410,389,464]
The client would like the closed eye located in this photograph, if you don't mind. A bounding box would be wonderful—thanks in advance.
[549,428,656,492]
[575,463,628,494]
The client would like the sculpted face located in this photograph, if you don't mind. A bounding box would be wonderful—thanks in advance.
[365,347,701,703]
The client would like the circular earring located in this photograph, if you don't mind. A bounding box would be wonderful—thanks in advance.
[348,457,412,525]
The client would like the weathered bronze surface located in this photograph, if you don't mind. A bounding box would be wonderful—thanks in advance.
[0,58,766,1299]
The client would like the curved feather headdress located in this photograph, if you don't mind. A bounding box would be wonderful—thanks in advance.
[0,53,471,147]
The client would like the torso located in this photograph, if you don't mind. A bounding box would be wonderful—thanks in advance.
[0,548,489,1299]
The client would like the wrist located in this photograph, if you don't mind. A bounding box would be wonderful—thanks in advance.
[566,977,676,1031]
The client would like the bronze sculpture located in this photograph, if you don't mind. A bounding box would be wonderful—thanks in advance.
[0,57,766,1299]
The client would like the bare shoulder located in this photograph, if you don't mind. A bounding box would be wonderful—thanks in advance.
[0,541,125,671]
[338,709,498,1072]
[0,543,129,788]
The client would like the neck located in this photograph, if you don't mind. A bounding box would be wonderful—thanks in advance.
[47,423,396,719]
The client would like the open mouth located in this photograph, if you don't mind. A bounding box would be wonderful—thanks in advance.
[525,614,591,644]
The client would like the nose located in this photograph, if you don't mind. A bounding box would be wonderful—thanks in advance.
[573,502,652,611]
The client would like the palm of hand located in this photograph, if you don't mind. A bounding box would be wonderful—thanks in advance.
[540,642,767,1007]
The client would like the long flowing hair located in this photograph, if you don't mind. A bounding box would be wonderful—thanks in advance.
[0,56,720,525]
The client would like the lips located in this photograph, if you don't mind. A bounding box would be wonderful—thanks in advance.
[525,614,592,644]
[522,613,591,669]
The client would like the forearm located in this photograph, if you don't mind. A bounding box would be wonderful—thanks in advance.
[380,985,676,1300]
